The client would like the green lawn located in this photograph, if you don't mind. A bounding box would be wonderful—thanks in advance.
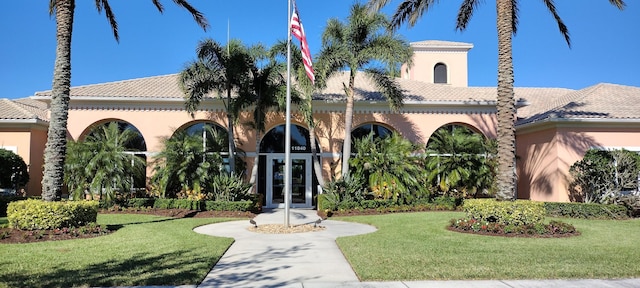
[0,214,235,288]
[336,212,640,281]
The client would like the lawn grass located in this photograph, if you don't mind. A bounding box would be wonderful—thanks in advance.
[336,212,640,281]
[0,214,236,288]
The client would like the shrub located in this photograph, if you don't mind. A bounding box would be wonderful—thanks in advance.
[204,200,254,212]
[569,149,640,203]
[463,199,546,226]
[127,198,155,208]
[0,196,27,217]
[450,218,578,236]
[0,148,29,190]
[7,199,98,230]
[209,173,252,202]
[153,199,202,210]
[544,202,629,219]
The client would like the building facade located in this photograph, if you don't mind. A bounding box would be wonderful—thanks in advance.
[2,40,639,205]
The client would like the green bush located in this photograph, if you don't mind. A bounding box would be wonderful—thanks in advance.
[204,200,254,212]
[127,198,155,208]
[0,196,27,217]
[7,199,98,230]
[544,202,628,219]
[153,199,202,210]
[0,148,29,190]
[463,199,546,226]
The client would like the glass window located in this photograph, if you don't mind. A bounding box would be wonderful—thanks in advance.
[434,63,447,84]
[260,124,318,153]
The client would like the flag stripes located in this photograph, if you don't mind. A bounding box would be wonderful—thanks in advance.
[291,2,315,84]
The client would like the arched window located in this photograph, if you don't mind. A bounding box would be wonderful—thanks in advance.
[183,122,229,153]
[260,124,319,153]
[434,63,447,84]
[352,123,393,142]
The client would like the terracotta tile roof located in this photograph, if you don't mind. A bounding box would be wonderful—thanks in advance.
[0,98,48,122]
[30,73,639,124]
[34,74,184,98]
[517,83,640,125]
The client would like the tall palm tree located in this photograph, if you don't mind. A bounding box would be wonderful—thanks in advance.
[271,40,326,186]
[64,122,146,201]
[317,3,413,178]
[179,38,255,175]
[368,0,625,200]
[43,0,208,201]
[243,44,291,190]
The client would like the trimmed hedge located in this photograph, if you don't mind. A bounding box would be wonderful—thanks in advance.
[204,200,254,212]
[544,202,628,219]
[463,199,546,226]
[153,199,202,210]
[127,198,155,208]
[7,199,99,230]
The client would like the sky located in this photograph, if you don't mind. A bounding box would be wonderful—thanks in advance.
[1,1,639,99]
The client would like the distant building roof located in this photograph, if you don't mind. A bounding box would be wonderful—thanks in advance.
[0,98,49,122]
[517,83,640,125]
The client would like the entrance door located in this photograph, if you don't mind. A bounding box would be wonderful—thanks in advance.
[266,154,312,208]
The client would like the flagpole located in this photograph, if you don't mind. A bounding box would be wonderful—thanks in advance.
[284,0,292,227]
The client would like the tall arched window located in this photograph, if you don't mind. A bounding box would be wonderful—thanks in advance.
[434,63,447,84]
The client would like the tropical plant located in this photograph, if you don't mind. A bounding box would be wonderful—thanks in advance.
[242,43,291,190]
[271,40,326,186]
[210,172,253,202]
[367,0,626,200]
[43,0,208,201]
[151,130,225,198]
[316,3,413,178]
[0,149,29,191]
[64,122,145,201]
[425,125,497,197]
[350,133,428,203]
[179,38,258,175]
[569,149,640,204]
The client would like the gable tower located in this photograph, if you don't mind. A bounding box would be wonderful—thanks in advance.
[401,40,473,87]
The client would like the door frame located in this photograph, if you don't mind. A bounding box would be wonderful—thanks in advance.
[265,153,312,208]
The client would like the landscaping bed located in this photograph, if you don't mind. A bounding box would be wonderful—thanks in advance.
[1,208,256,244]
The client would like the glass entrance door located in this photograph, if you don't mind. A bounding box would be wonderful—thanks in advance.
[266,154,312,208]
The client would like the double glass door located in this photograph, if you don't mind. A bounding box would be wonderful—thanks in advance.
[266,154,312,208]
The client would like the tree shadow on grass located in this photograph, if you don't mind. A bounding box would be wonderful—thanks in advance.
[0,249,216,288]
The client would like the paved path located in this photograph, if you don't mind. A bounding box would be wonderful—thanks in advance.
[192,209,640,288]
[193,208,377,287]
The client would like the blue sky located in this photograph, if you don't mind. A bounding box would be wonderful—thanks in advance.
[1,1,638,99]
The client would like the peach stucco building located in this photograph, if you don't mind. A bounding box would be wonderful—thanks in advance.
[2,40,639,206]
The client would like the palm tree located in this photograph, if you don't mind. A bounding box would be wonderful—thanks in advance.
[43,0,208,201]
[350,133,427,203]
[243,44,291,190]
[179,38,256,175]
[425,125,496,197]
[316,3,413,178]
[271,40,326,186]
[368,0,625,200]
[151,130,225,198]
[64,122,146,201]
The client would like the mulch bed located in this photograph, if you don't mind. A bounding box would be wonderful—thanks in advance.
[1,209,257,244]
[446,226,581,238]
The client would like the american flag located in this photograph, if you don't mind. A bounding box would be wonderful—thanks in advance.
[290,1,315,84]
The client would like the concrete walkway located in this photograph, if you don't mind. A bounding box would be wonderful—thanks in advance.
[192,209,640,288]
[193,208,376,287]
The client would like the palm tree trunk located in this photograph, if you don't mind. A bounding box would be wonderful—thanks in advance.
[495,0,516,200]
[340,71,356,178]
[249,130,262,193]
[308,119,325,187]
[42,0,75,201]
